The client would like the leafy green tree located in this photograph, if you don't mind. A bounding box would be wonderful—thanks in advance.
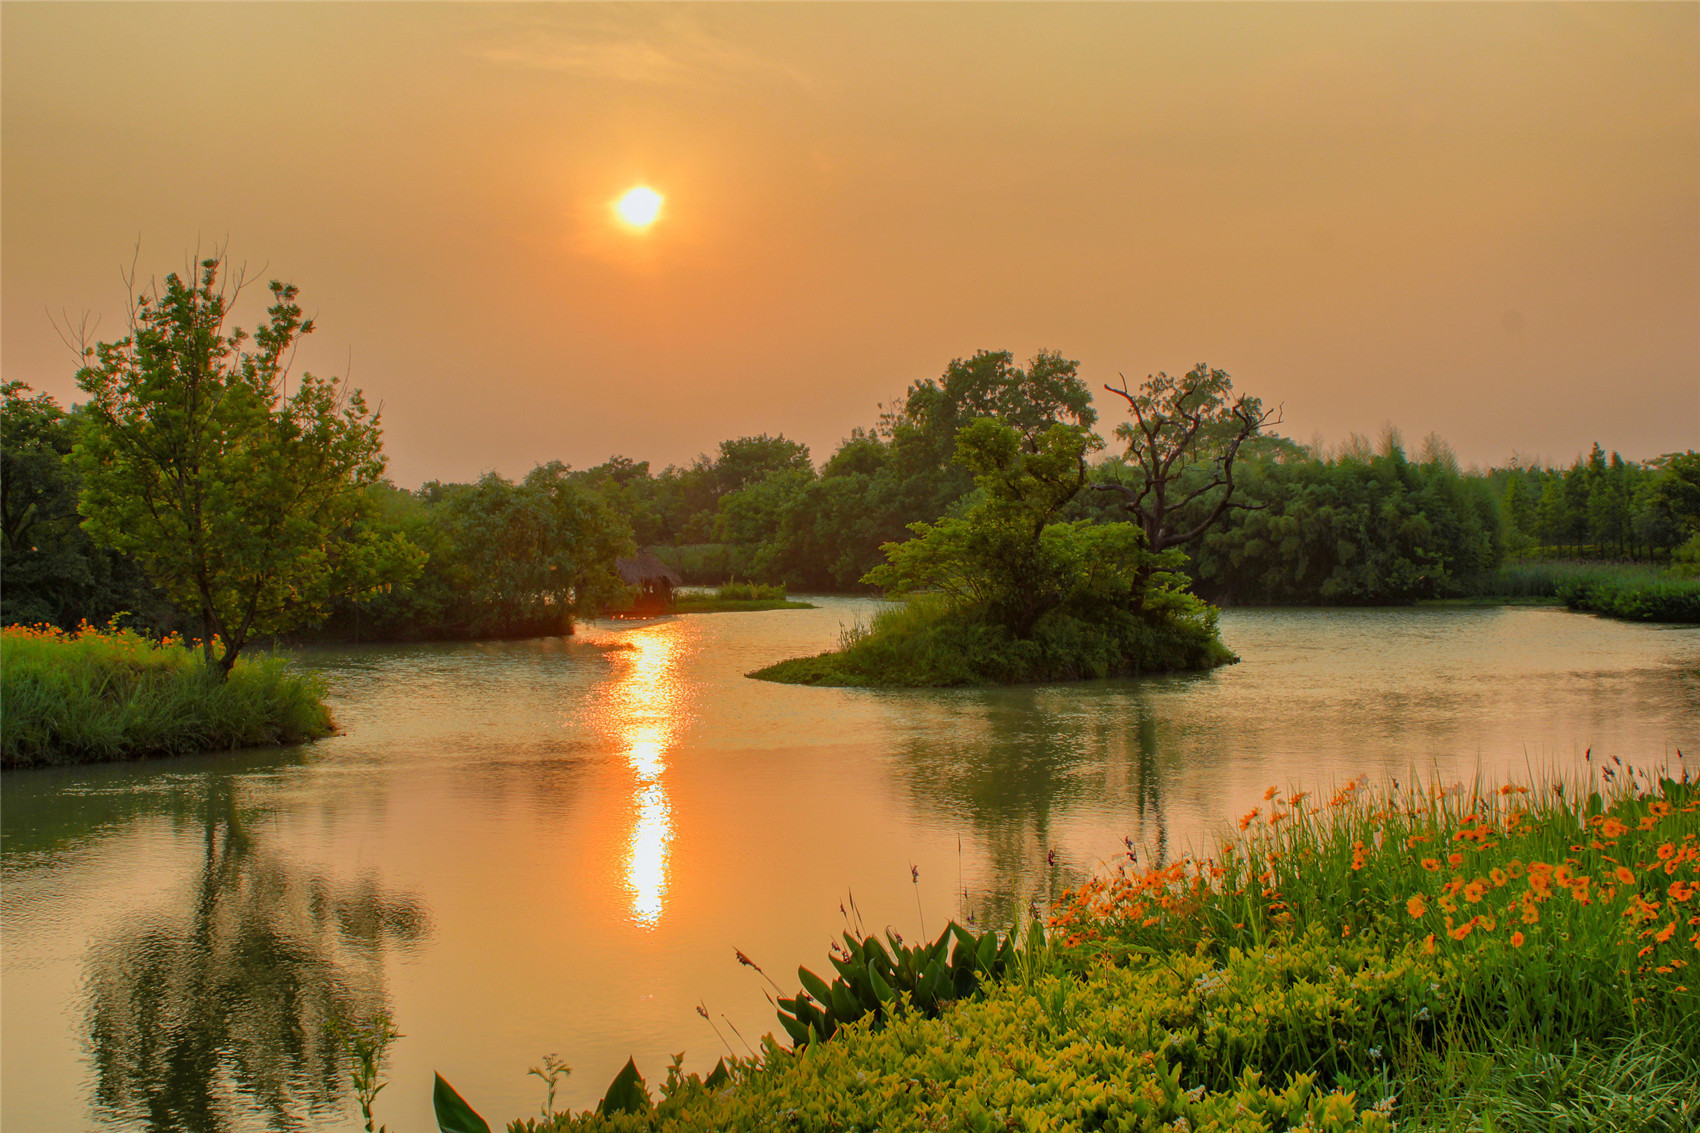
[1,382,171,628]
[1093,364,1279,552]
[1190,440,1502,604]
[73,258,421,675]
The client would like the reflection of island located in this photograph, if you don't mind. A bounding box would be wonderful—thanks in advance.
[592,624,690,929]
[896,687,1174,926]
[83,775,428,1133]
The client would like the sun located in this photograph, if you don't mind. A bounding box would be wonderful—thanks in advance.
[615,187,663,229]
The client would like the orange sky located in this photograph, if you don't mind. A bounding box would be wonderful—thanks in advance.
[4,2,1696,486]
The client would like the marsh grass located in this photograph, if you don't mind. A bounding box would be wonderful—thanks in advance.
[1049,766,1699,1127]
[1469,560,1700,622]
[1,622,332,767]
[671,581,813,614]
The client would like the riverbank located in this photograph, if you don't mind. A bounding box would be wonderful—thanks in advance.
[0,623,332,768]
[672,596,815,613]
[1463,560,1700,623]
[455,767,1697,1131]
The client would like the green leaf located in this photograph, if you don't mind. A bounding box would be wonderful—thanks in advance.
[976,929,998,973]
[704,1059,730,1090]
[868,963,895,1004]
[798,965,834,1007]
[433,1073,491,1133]
[777,1010,810,1047]
[829,981,862,1022]
[598,1057,653,1116]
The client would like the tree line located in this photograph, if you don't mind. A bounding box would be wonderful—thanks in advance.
[5,258,1697,649]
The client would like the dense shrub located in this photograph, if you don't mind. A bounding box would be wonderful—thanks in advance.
[1,623,331,767]
[1554,575,1700,623]
[753,591,1231,687]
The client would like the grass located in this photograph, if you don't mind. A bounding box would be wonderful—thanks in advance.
[1,622,332,768]
[449,766,1696,1132]
[750,592,1234,687]
[1427,560,1700,622]
[672,581,814,614]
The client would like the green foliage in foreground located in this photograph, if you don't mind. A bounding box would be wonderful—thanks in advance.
[429,771,1698,1133]
[1,623,331,767]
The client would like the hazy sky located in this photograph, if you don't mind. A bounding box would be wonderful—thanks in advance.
[4,2,1696,486]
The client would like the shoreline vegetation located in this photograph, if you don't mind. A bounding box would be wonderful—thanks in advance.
[749,590,1234,687]
[0,623,332,770]
[421,766,1698,1132]
[671,581,815,614]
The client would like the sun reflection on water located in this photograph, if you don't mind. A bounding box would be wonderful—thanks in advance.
[594,624,688,929]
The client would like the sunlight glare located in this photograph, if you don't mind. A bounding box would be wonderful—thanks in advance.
[615,187,663,229]
[595,624,689,929]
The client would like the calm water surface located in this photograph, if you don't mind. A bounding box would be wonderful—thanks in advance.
[3,602,1696,1131]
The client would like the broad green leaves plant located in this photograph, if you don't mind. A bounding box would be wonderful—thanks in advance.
[74,256,422,675]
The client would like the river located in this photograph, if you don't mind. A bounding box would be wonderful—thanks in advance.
[2,601,1696,1132]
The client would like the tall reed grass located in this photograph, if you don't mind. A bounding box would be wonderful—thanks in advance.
[1052,766,1699,1067]
[1,623,332,767]
[1473,560,1700,622]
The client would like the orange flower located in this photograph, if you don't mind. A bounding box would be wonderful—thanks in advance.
[1658,843,1677,861]
[1511,931,1525,948]
[1407,895,1428,917]
[1239,808,1260,831]
[1655,921,1677,944]
[1449,921,1475,941]
[1616,867,1637,886]
[1423,933,1436,954]
[1601,818,1629,838]
[1264,786,1279,801]
[1490,868,1508,888]
[1448,853,1464,869]
[1407,834,1430,848]
[1554,864,1575,886]
[1422,858,1441,872]
[1520,900,1540,925]
[1464,881,1487,904]
[1670,881,1695,903]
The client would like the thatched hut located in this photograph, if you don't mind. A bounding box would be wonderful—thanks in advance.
[614,550,683,616]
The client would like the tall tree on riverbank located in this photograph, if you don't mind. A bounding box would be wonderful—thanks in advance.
[1092,364,1280,552]
[74,256,421,676]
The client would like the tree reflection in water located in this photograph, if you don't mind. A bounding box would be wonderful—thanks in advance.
[82,775,428,1133]
[897,686,1175,928]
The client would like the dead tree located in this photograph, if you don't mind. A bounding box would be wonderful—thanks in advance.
[1092,364,1281,551]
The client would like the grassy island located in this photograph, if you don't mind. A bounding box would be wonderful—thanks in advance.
[750,420,1238,688]
[672,582,815,614]
[0,623,331,768]
[750,591,1232,687]
[432,769,1697,1132]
